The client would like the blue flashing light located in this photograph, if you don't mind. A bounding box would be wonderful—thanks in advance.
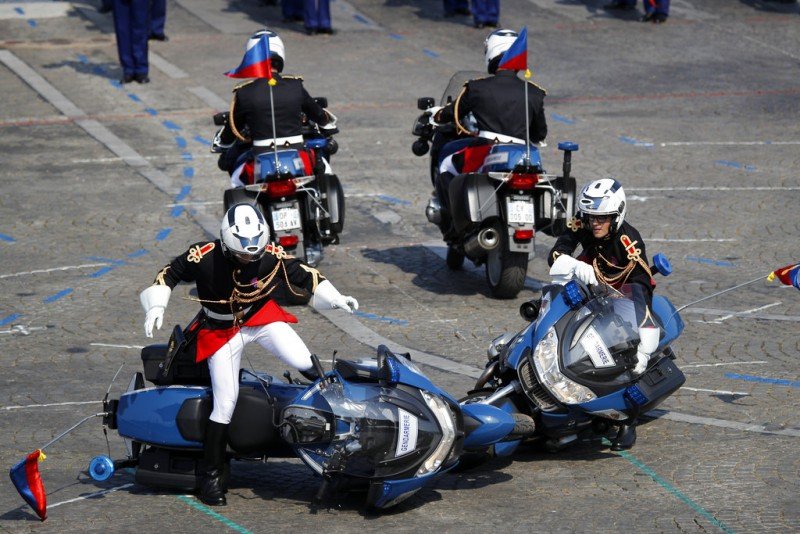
[384,356,400,384]
[562,280,585,309]
[652,253,672,277]
[625,384,648,407]
[305,138,328,149]
[558,141,579,152]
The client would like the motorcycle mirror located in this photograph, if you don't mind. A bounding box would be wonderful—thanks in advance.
[519,299,540,321]
[417,97,435,110]
[314,97,328,108]
[213,111,229,126]
[412,139,430,156]
[327,138,339,155]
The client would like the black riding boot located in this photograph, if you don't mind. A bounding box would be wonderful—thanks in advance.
[610,421,637,451]
[199,421,228,506]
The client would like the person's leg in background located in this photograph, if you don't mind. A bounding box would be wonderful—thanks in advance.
[129,0,150,82]
[112,0,134,83]
[148,0,168,40]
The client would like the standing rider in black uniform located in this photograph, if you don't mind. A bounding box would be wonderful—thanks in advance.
[548,178,659,451]
[140,203,358,506]
[431,29,548,234]
[215,29,337,187]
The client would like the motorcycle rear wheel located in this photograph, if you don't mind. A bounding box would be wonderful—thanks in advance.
[485,233,527,299]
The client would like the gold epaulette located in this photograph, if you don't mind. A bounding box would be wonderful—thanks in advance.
[566,216,582,232]
[279,74,303,80]
[187,242,216,263]
[526,80,546,95]
[233,79,255,91]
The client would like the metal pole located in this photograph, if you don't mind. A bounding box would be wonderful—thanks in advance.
[255,76,280,207]
[40,413,105,452]
[523,70,531,165]
[675,275,769,313]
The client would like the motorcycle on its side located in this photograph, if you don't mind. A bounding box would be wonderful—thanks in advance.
[411,71,578,299]
[462,254,685,455]
[86,318,535,510]
[212,98,344,267]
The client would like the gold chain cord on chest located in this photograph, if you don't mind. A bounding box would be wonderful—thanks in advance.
[592,237,653,286]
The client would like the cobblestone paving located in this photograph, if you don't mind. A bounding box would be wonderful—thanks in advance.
[0,0,798,532]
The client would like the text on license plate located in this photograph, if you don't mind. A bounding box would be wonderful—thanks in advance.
[272,207,301,231]
[507,199,534,224]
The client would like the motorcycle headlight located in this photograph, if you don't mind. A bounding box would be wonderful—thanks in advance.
[416,391,456,477]
[532,327,596,404]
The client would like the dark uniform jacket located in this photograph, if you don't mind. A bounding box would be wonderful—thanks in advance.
[220,74,329,153]
[154,240,325,324]
[548,219,655,304]
[438,70,547,143]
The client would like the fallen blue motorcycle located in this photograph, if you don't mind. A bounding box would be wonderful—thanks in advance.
[87,322,533,511]
[462,254,685,455]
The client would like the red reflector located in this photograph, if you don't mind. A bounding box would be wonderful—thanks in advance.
[267,180,296,198]
[508,173,538,190]
[514,229,534,241]
[278,235,299,247]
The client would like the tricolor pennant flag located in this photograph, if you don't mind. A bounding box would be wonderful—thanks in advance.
[9,449,47,521]
[767,262,800,290]
[225,33,273,81]
[497,27,528,75]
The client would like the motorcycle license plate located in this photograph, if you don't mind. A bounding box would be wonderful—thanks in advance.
[272,207,301,231]
[507,198,534,224]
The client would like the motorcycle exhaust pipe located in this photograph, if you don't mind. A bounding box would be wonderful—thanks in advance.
[463,227,500,257]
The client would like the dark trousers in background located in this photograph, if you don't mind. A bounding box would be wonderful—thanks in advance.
[303,0,331,31]
[471,0,499,25]
[443,0,469,15]
[613,0,669,14]
[282,0,304,20]
[149,0,166,37]
[112,0,149,77]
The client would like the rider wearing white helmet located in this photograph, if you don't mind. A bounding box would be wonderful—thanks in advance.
[548,178,659,450]
[432,29,547,236]
[216,29,337,185]
[139,203,358,506]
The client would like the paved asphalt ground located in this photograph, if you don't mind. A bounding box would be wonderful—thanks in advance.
[1,0,799,532]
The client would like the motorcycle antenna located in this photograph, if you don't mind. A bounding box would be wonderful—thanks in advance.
[253,71,281,208]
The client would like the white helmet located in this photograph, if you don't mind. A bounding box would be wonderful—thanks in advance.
[220,204,270,263]
[578,178,627,232]
[247,29,285,73]
[484,29,518,73]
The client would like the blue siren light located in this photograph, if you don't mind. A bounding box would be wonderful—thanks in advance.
[562,280,585,309]
[652,253,672,277]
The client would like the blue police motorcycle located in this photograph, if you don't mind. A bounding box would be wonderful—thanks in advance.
[88,323,531,510]
[462,255,685,454]
[412,71,578,299]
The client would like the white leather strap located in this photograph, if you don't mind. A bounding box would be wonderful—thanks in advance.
[253,135,304,147]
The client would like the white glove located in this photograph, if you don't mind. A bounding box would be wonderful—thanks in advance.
[140,285,171,338]
[427,106,444,125]
[550,255,597,286]
[320,110,337,130]
[311,280,359,313]
[633,326,660,375]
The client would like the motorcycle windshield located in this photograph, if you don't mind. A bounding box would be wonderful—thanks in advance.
[290,381,444,479]
[560,284,649,388]
[441,70,483,105]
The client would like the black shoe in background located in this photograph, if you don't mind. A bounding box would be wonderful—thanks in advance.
[455,7,471,15]
[134,73,150,84]
[98,6,112,14]
[149,33,169,41]
[120,74,134,84]
[605,0,635,9]
[651,13,668,23]
[317,27,334,34]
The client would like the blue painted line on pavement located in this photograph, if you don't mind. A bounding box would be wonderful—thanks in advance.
[110,80,122,88]
[377,194,411,206]
[423,49,440,58]
[14,7,24,14]
[602,439,735,534]
[175,185,192,201]
[354,310,408,326]
[44,288,73,303]
[181,152,193,161]
[27,19,37,28]
[162,120,181,131]
[183,167,195,179]
[155,228,172,241]
[389,33,404,40]
[353,13,369,24]
[171,206,185,218]
[177,495,252,533]
[175,136,187,149]
[0,233,16,242]
[193,135,211,146]
[78,54,89,64]
[551,114,575,125]
[144,107,158,116]
[128,249,148,258]
[88,266,116,278]
[725,373,800,388]
[685,256,735,267]
[85,256,125,265]
[127,93,141,103]
[92,65,105,76]
[619,136,654,147]
[715,160,756,172]
[0,314,22,327]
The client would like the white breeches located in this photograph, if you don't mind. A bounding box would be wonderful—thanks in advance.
[207,322,312,424]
